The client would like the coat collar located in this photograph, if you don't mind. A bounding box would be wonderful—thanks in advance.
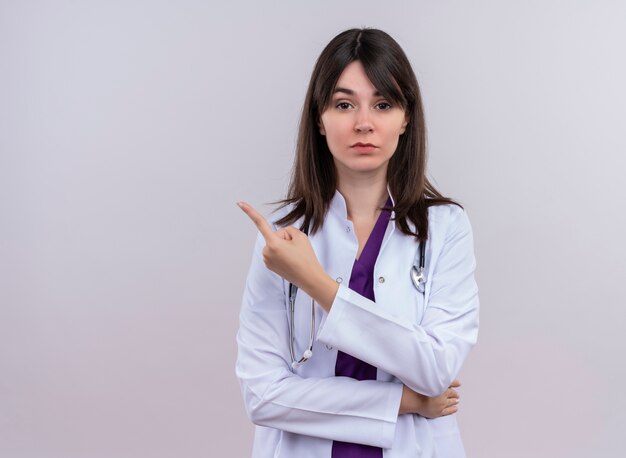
[328,187,397,221]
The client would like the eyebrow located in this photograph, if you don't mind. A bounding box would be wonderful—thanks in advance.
[333,87,382,97]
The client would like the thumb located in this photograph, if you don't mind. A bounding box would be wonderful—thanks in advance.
[275,228,293,241]
[284,226,305,239]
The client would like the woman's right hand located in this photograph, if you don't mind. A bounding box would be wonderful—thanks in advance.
[399,380,461,418]
[237,201,339,311]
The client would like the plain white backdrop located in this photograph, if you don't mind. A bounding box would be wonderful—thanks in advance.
[1,1,625,457]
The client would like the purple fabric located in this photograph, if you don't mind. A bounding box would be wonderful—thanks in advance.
[331,203,391,458]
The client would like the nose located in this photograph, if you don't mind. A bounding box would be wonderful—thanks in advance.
[354,108,373,133]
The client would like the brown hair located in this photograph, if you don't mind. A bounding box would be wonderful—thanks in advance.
[275,28,459,242]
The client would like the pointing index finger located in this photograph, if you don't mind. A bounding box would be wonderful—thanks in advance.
[237,201,276,241]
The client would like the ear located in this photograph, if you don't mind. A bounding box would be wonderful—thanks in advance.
[318,119,326,136]
[399,115,409,135]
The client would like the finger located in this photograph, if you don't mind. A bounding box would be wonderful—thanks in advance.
[442,405,459,416]
[448,389,460,399]
[237,202,276,241]
[449,379,461,388]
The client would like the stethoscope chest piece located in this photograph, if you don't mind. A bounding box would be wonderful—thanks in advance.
[410,241,427,292]
[411,265,425,290]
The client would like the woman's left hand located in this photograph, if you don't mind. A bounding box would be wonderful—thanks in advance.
[238,201,339,310]
[400,380,461,418]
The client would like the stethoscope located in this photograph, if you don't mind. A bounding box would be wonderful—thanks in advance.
[288,240,426,369]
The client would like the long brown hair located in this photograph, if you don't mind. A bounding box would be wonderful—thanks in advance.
[275,28,459,242]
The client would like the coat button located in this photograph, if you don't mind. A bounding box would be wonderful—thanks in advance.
[378,276,385,284]
[345,226,351,233]
[336,277,343,284]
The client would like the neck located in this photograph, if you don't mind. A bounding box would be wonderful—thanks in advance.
[337,173,389,222]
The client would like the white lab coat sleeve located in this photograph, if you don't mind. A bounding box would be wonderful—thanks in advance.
[316,208,479,397]
[236,233,403,448]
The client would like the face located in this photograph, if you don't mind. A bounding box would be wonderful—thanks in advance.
[319,60,408,180]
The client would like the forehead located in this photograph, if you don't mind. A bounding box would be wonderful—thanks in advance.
[334,61,378,94]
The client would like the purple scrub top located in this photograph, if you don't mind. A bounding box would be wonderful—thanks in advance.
[331,202,391,458]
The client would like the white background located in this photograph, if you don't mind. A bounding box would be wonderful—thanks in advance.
[1,1,625,457]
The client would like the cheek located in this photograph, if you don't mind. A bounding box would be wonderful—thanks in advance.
[387,121,407,142]
[321,124,345,148]
[324,133,341,157]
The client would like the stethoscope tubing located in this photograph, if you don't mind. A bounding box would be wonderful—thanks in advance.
[288,240,426,368]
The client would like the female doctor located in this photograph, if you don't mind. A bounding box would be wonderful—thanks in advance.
[236,28,479,457]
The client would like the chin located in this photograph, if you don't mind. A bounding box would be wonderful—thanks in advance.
[338,160,390,175]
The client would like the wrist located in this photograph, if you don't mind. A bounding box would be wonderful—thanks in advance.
[399,385,410,414]
[302,267,339,312]
[399,385,424,415]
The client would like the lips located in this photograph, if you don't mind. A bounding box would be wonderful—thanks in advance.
[352,142,376,147]
[351,142,377,153]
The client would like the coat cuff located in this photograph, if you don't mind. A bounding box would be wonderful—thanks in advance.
[316,283,351,344]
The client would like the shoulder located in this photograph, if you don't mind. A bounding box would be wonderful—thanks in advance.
[427,202,465,220]
[426,202,472,238]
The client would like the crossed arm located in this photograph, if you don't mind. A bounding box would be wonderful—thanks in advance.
[237,201,462,420]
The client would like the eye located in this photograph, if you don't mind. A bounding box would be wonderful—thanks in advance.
[335,102,353,110]
[375,101,392,110]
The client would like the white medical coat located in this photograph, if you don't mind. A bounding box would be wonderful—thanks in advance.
[236,191,479,457]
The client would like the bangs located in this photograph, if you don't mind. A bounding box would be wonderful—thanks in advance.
[315,59,408,114]
[361,59,408,109]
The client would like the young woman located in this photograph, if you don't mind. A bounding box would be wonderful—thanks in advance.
[236,28,479,457]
